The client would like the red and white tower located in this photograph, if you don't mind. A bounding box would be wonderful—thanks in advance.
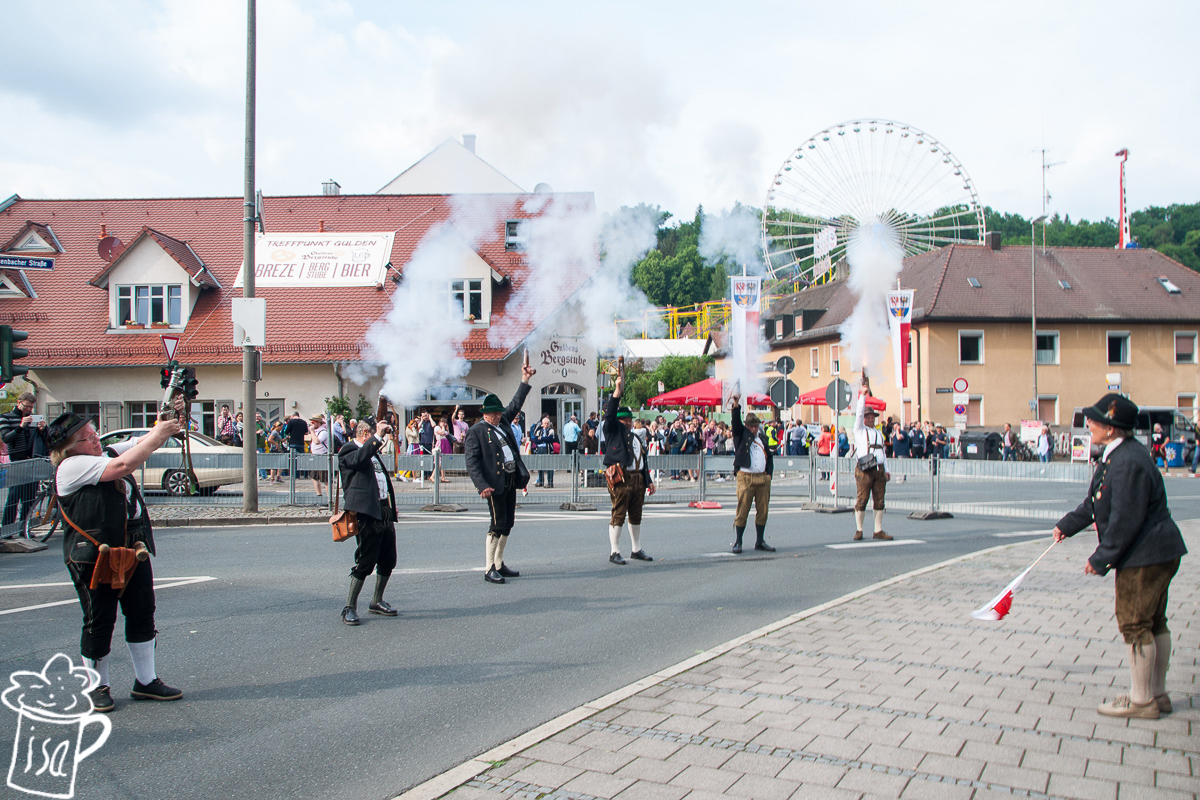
[1115,148,1131,249]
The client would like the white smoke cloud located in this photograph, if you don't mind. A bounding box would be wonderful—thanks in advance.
[350,226,473,404]
[586,205,663,350]
[698,203,762,275]
[839,220,904,376]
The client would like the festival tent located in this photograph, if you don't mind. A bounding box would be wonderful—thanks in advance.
[647,378,775,408]
[797,386,887,411]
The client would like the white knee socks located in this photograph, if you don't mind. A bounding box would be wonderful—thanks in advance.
[127,639,157,686]
[494,535,508,568]
[608,525,621,554]
[874,509,884,533]
[82,654,110,687]
[1152,632,1171,699]
[854,510,865,532]
[485,535,498,571]
[629,524,642,553]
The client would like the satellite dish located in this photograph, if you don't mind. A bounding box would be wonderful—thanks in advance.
[533,182,554,194]
[98,236,125,262]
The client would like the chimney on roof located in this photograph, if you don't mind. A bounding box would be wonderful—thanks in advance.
[322,179,341,196]
[463,134,476,154]
[985,231,1001,251]
[318,220,326,232]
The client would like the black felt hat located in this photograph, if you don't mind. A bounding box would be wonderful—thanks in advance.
[1081,393,1138,430]
[46,412,89,451]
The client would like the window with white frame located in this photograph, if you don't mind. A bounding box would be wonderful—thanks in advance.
[1175,332,1197,365]
[1036,331,1059,365]
[810,347,819,378]
[830,344,840,375]
[117,284,182,326]
[452,279,484,321]
[504,220,525,251]
[1177,394,1197,423]
[1107,331,1130,365]
[128,401,160,429]
[958,330,984,364]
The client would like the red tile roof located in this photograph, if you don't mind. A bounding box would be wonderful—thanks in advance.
[0,221,63,253]
[768,244,1200,346]
[89,226,219,289]
[0,193,596,368]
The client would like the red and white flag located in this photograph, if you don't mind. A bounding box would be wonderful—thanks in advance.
[971,541,1056,621]
[887,290,913,389]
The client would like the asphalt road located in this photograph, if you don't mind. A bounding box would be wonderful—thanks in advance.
[3,482,1199,800]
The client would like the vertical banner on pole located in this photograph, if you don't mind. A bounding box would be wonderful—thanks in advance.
[730,275,762,379]
[887,290,914,389]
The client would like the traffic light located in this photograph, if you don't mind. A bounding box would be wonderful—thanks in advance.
[160,367,174,389]
[181,368,199,401]
[0,326,29,382]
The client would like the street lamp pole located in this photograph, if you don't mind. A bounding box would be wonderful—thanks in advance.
[1030,214,1049,420]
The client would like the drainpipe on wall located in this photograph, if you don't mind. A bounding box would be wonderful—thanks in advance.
[334,362,344,399]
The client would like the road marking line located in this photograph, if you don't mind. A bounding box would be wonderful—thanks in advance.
[699,552,737,558]
[0,576,216,616]
[827,539,926,549]
[992,530,1051,538]
[396,567,486,575]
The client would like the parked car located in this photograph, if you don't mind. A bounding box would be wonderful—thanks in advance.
[98,428,242,496]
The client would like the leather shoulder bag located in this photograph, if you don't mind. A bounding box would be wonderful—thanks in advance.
[330,471,358,543]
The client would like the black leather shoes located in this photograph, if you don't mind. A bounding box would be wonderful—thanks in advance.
[629,550,653,561]
[731,542,743,554]
[484,569,506,583]
[368,600,398,616]
[130,678,183,701]
[754,542,776,552]
[497,563,520,577]
[609,552,626,565]
[341,605,361,625]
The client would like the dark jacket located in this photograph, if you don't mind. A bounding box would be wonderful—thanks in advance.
[601,393,652,486]
[532,425,558,454]
[0,409,38,460]
[1056,437,1186,575]
[465,383,532,494]
[337,436,397,522]
[731,405,774,476]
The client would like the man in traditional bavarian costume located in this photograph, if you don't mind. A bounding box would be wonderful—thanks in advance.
[465,360,535,584]
[337,418,399,626]
[852,375,891,540]
[1054,393,1187,719]
[48,408,185,713]
[729,394,776,554]
[602,364,655,565]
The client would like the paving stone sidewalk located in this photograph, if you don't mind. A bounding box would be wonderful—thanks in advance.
[412,522,1200,800]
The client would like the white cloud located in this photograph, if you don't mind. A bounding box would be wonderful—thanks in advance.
[0,0,1195,227]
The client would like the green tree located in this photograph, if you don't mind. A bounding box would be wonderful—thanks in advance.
[354,393,373,420]
[325,395,351,418]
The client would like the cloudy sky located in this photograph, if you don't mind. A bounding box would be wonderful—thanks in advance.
[3,0,1196,223]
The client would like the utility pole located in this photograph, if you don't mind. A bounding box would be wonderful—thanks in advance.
[242,0,258,512]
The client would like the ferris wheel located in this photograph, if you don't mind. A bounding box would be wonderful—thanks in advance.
[761,119,984,286]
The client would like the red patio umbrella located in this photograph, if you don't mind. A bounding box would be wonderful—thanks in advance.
[648,378,775,408]
[797,386,887,411]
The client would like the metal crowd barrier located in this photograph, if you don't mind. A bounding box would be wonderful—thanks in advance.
[0,458,55,539]
[123,445,1097,522]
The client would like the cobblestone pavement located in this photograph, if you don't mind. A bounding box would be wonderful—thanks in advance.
[405,522,1200,800]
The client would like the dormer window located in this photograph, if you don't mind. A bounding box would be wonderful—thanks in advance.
[505,220,526,251]
[451,279,483,322]
[118,284,183,327]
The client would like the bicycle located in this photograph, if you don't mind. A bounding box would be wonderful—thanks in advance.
[24,478,62,543]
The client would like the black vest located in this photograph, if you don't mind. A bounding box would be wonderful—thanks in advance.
[60,472,153,567]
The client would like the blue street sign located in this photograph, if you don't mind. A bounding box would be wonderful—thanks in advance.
[0,255,53,270]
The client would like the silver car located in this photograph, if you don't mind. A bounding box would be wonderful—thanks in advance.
[99,428,243,496]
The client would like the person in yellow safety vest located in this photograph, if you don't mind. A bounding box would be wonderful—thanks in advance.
[765,422,779,453]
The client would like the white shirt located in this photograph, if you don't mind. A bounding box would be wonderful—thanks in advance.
[1102,438,1122,463]
[631,434,645,472]
[490,423,515,464]
[370,437,389,499]
[311,426,329,455]
[741,436,767,474]
[853,394,888,471]
[56,438,144,520]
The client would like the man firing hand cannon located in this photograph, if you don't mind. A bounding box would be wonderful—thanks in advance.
[465,353,535,583]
